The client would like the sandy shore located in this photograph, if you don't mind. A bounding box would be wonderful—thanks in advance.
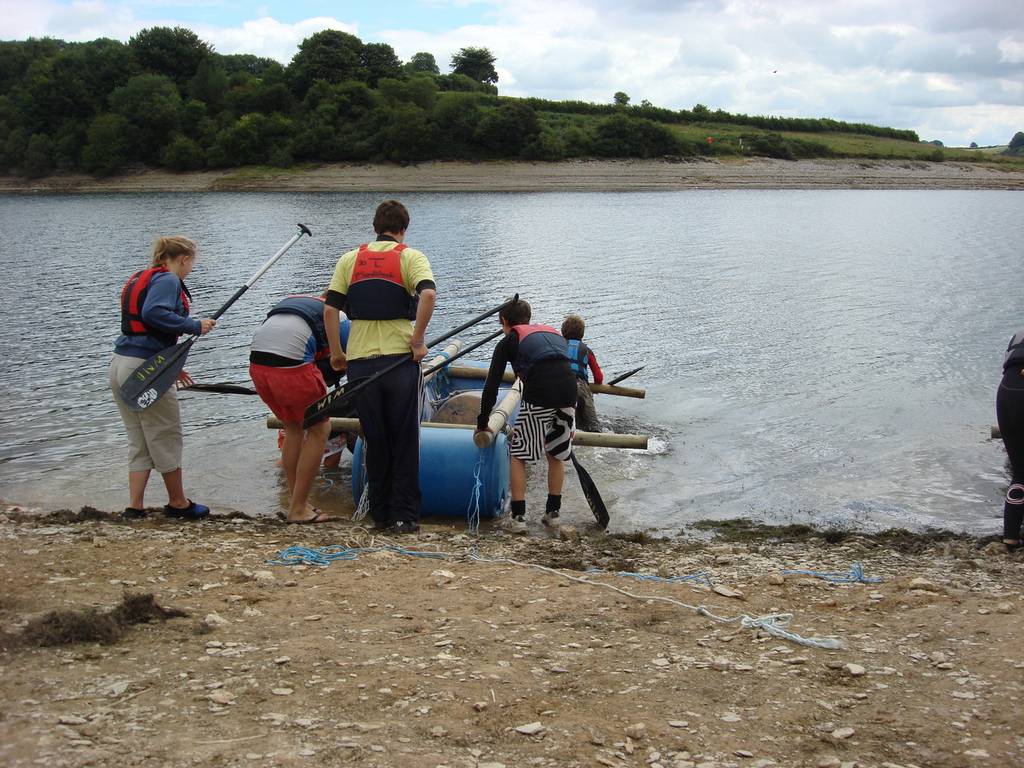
[1,504,1022,768]
[2,158,1023,194]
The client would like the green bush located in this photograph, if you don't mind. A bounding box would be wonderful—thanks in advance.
[160,134,204,170]
[591,113,682,158]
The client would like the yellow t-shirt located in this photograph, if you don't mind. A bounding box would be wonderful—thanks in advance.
[328,241,434,361]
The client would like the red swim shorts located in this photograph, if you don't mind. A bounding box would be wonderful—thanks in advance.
[249,362,328,425]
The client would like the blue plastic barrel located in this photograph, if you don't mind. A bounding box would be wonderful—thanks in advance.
[351,427,510,519]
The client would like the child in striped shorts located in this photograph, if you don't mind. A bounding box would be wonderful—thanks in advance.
[476,299,577,533]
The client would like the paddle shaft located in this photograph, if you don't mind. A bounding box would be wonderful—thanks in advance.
[303,294,518,427]
[421,329,503,378]
[210,224,312,321]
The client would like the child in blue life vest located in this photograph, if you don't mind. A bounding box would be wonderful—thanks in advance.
[561,314,604,433]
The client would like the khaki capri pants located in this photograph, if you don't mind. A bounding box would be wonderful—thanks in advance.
[109,353,183,473]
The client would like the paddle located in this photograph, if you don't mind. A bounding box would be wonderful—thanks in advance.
[180,382,258,395]
[570,451,610,529]
[607,365,645,386]
[421,328,503,378]
[303,294,519,428]
[119,224,312,411]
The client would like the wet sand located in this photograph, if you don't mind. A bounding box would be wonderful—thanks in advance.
[2,158,1024,194]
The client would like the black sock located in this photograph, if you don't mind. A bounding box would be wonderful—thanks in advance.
[511,499,526,517]
[545,494,561,513]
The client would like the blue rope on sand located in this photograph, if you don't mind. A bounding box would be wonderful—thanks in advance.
[586,568,715,588]
[268,545,448,566]
[781,562,882,584]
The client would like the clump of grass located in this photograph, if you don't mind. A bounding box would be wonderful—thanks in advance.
[20,593,187,647]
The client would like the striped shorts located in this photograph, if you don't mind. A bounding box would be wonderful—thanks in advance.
[508,401,575,462]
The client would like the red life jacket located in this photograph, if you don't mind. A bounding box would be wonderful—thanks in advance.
[120,267,191,346]
[512,324,569,379]
[345,243,418,321]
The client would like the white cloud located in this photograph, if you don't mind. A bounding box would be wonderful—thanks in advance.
[193,17,359,62]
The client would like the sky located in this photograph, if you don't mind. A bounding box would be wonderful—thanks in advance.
[4,0,1023,147]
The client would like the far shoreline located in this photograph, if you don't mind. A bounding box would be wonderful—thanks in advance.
[2,157,1024,194]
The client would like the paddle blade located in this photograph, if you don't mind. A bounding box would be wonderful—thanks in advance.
[608,365,645,386]
[570,452,610,529]
[118,338,195,411]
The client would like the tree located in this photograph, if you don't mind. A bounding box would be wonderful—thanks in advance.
[81,113,136,174]
[189,58,229,110]
[433,92,483,146]
[375,103,436,161]
[109,73,181,163]
[207,113,294,166]
[969,141,978,149]
[450,47,498,84]
[378,76,438,111]
[591,113,682,158]
[360,42,402,87]
[474,102,539,154]
[129,26,213,87]
[288,30,364,97]
[23,132,54,177]
[1008,131,1024,154]
[405,52,439,75]
[613,92,629,106]
[160,134,204,170]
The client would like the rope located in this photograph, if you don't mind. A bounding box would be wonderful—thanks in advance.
[781,563,882,584]
[352,446,370,522]
[586,568,714,588]
[267,544,843,650]
[465,450,486,535]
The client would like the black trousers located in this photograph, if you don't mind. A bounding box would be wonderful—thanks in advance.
[996,367,1024,540]
[348,355,423,527]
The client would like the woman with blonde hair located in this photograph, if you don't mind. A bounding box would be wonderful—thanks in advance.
[109,235,216,519]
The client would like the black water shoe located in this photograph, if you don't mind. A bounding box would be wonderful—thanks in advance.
[164,500,210,520]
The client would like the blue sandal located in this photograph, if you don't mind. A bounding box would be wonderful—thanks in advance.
[164,500,210,519]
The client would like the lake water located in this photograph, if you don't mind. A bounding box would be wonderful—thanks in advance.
[0,190,1020,534]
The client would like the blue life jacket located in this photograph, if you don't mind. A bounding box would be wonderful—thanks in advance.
[566,338,591,381]
[512,324,568,380]
[267,296,329,351]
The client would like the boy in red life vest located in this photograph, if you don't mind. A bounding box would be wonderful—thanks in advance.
[476,299,577,533]
[561,313,604,433]
[323,200,436,535]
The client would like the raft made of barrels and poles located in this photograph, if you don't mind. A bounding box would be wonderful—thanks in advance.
[266,337,649,519]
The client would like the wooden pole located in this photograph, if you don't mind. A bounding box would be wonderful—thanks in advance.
[445,364,645,399]
[267,415,648,449]
[422,340,463,385]
[473,380,523,448]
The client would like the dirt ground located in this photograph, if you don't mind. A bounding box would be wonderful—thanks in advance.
[2,157,1023,194]
[0,505,1022,768]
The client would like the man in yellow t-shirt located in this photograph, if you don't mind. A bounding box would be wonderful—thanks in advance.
[323,200,436,534]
